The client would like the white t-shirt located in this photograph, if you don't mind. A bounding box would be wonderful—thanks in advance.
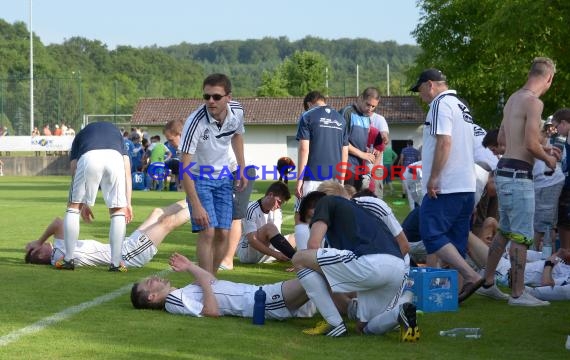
[472,124,499,169]
[421,90,476,195]
[179,101,245,177]
[370,113,389,133]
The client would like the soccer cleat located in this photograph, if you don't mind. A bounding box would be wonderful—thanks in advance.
[476,284,509,300]
[398,302,420,342]
[108,263,128,272]
[302,321,347,337]
[54,258,75,270]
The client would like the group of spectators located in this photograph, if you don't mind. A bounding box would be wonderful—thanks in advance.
[24,62,570,341]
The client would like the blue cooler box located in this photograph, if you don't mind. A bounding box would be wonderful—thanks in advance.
[409,267,458,313]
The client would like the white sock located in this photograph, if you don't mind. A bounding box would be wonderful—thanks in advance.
[297,268,343,327]
[364,306,399,335]
[63,208,80,262]
[109,213,126,267]
[364,290,414,335]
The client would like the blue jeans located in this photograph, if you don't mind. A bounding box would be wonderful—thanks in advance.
[495,175,534,245]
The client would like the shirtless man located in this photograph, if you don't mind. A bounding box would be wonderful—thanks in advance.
[481,57,559,306]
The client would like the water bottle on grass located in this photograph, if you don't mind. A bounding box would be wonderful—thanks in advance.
[439,328,482,339]
[252,287,266,325]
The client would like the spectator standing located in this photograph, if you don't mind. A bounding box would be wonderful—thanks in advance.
[482,57,557,306]
[296,91,348,201]
[398,140,421,198]
[179,73,247,274]
[410,68,482,302]
[42,124,52,136]
[55,121,132,271]
[340,87,380,191]
[382,145,398,196]
[549,108,570,250]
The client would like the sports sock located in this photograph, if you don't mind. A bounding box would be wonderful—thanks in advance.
[297,268,343,327]
[364,290,414,335]
[63,208,80,262]
[269,234,296,259]
[109,213,126,267]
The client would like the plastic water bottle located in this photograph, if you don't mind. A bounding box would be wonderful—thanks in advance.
[252,287,266,325]
[439,328,482,339]
[542,226,553,259]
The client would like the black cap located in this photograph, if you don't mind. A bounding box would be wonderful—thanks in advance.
[409,68,447,92]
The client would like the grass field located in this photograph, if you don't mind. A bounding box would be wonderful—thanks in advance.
[0,176,568,359]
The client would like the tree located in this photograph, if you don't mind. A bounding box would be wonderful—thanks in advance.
[411,0,570,128]
[257,50,329,97]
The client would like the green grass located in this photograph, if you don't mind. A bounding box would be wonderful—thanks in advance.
[0,177,567,359]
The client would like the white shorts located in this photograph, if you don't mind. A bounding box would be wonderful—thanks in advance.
[294,180,324,212]
[122,230,158,267]
[70,149,127,208]
[316,248,405,322]
[262,282,316,320]
[236,238,276,264]
[294,224,310,251]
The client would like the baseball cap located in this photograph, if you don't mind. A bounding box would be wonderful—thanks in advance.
[409,68,447,92]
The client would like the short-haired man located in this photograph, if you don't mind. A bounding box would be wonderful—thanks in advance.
[237,181,296,263]
[56,121,133,271]
[296,91,348,204]
[27,200,188,268]
[410,68,483,302]
[340,87,381,191]
[179,73,247,274]
[549,108,570,251]
[131,253,317,318]
[292,194,405,337]
[482,57,558,306]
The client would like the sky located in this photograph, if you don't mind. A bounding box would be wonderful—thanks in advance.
[1,0,421,49]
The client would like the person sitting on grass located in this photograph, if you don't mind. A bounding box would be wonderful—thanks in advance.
[236,181,296,264]
[25,200,189,269]
[131,252,318,319]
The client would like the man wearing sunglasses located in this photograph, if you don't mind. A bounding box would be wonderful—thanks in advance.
[179,73,247,275]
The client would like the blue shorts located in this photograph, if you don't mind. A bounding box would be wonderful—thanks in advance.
[188,177,233,232]
[419,192,474,257]
[495,175,534,245]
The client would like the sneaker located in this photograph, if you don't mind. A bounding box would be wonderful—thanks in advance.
[347,298,358,321]
[398,302,420,342]
[302,321,347,337]
[476,284,509,300]
[508,290,550,307]
[54,258,75,270]
[108,263,128,272]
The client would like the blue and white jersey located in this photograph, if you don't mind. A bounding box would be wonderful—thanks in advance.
[70,122,126,161]
[352,196,402,237]
[341,104,371,167]
[296,105,348,181]
[179,101,245,178]
[164,281,315,319]
[242,199,282,237]
[421,90,475,194]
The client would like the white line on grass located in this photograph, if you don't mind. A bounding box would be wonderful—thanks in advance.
[0,269,171,347]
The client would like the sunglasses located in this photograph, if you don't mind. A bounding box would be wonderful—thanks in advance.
[203,93,226,101]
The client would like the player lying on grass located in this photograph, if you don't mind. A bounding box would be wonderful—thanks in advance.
[130,252,320,319]
[469,234,570,302]
[25,200,189,269]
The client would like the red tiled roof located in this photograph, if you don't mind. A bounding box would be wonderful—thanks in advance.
[131,96,425,126]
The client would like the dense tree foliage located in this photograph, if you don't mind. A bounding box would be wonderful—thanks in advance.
[0,19,419,134]
[411,0,570,129]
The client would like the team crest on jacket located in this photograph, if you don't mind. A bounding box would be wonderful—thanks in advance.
[202,129,210,141]
[272,294,281,300]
